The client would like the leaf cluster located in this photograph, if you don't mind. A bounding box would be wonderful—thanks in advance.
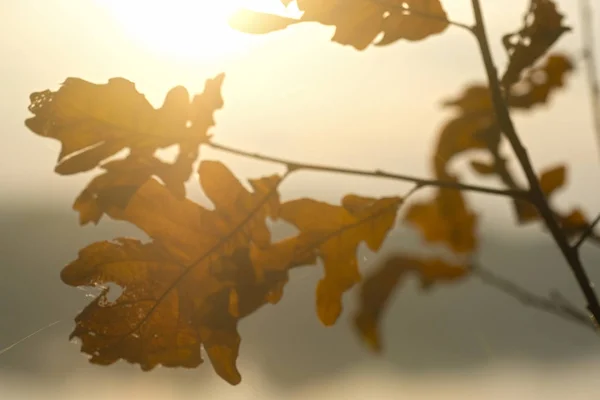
[25,0,600,385]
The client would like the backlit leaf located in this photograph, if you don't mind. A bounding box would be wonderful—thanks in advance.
[229,9,299,34]
[61,161,314,385]
[279,194,403,325]
[514,164,567,224]
[26,74,225,223]
[507,54,574,109]
[230,0,449,50]
[559,208,589,236]
[469,159,499,175]
[354,254,468,351]
[539,164,566,196]
[404,185,478,254]
[501,0,571,86]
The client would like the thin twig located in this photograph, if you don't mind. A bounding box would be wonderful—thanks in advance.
[473,266,595,330]
[579,0,600,159]
[206,141,527,199]
[470,0,600,325]
[574,212,600,249]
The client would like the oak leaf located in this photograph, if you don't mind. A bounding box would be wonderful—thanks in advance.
[435,54,573,180]
[26,74,225,223]
[354,254,468,351]
[61,160,316,385]
[501,0,571,86]
[230,0,449,50]
[404,185,478,254]
[279,194,403,325]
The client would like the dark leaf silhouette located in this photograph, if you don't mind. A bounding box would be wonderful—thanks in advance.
[26,74,225,223]
[230,0,449,50]
[508,54,574,109]
[354,254,468,351]
[501,0,571,86]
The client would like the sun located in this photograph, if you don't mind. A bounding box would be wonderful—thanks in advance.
[97,0,285,61]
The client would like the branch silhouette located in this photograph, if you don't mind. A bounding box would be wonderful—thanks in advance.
[473,265,595,330]
[470,0,600,326]
[207,141,526,199]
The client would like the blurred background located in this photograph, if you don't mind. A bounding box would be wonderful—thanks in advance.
[2,0,600,398]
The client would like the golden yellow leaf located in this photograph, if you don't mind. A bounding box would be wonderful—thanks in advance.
[514,164,567,225]
[354,254,468,352]
[404,185,478,253]
[279,194,402,325]
[539,164,566,196]
[26,74,225,223]
[434,53,573,181]
[61,161,317,385]
[61,238,203,371]
[230,0,449,50]
[228,9,299,34]
[559,208,589,236]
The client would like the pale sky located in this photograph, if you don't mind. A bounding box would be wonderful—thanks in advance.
[2,0,600,232]
[2,1,600,398]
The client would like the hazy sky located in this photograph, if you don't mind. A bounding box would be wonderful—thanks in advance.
[2,0,600,229]
[2,1,600,399]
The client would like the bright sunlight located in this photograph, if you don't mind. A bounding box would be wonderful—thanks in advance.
[96,0,287,61]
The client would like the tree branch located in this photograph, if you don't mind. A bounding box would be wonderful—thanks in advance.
[206,141,527,199]
[574,212,600,249]
[579,0,600,160]
[470,0,600,325]
[473,265,595,330]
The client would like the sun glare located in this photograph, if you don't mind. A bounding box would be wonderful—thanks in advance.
[97,0,286,61]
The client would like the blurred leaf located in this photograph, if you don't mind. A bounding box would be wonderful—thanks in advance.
[404,184,478,254]
[354,254,468,351]
[230,0,449,50]
[539,164,566,195]
[470,159,500,175]
[508,54,574,109]
[229,9,299,34]
[514,164,567,224]
[501,0,571,86]
[435,53,573,180]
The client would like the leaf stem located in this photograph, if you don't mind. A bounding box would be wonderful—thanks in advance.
[206,141,527,199]
[470,0,600,325]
